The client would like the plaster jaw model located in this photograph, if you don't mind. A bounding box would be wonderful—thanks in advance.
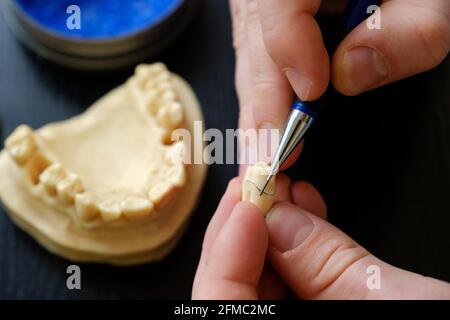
[0,63,207,265]
[242,162,276,216]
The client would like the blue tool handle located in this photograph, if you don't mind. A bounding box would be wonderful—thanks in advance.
[292,100,317,119]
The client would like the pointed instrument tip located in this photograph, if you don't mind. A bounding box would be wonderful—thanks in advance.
[259,174,273,196]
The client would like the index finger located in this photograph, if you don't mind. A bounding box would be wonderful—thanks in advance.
[257,0,330,101]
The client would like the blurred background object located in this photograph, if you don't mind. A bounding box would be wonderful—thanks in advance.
[1,0,198,71]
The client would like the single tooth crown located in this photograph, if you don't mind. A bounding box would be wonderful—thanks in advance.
[121,196,154,220]
[39,164,67,196]
[149,182,175,207]
[75,193,98,222]
[5,125,37,165]
[98,199,122,222]
[56,174,84,205]
[157,102,183,129]
[242,162,276,216]
[166,142,186,164]
[26,152,52,185]
[168,164,186,187]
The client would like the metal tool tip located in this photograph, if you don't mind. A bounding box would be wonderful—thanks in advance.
[259,174,273,196]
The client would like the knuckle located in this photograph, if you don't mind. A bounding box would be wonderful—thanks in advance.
[414,9,450,68]
[302,232,370,297]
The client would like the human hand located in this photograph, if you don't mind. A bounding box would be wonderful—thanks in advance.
[192,176,450,299]
[231,0,450,172]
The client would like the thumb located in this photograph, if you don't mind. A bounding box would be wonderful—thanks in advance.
[332,0,450,96]
[266,202,450,299]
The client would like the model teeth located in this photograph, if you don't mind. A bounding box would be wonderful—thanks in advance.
[168,164,186,187]
[75,193,99,221]
[156,102,183,129]
[166,141,186,164]
[136,63,166,79]
[39,164,67,196]
[2,63,194,234]
[121,196,154,220]
[98,199,122,222]
[26,152,52,185]
[5,125,37,166]
[148,182,175,207]
[56,174,84,205]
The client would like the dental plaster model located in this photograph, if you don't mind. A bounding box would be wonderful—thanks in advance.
[0,63,207,265]
[242,162,275,216]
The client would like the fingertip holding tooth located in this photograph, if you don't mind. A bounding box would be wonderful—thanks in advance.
[98,200,122,222]
[5,125,37,166]
[121,196,154,220]
[56,174,84,205]
[75,193,99,221]
[242,162,276,216]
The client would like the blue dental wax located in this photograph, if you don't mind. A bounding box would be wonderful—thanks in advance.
[15,0,182,39]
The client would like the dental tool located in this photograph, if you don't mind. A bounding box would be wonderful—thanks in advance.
[259,0,382,195]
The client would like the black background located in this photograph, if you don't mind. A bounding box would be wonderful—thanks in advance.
[0,0,449,299]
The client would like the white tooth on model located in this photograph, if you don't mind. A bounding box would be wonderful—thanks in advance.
[120,196,154,220]
[159,90,176,103]
[155,81,172,94]
[165,141,186,164]
[144,63,166,77]
[75,193,99,221]
[145,89,160,115]
[5,125,37,166]
[156,102,180,129]
[39,163,67,196]
[168,164,186,187]
[154,70,171,83]
[26,152,52,185]
[56,174,84,205]
[148,182,175,207]
[242,162,276,216]
[148,163,185,206]
[98,199,122,222]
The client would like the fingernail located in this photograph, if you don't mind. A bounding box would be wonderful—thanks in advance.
[266,203,314,253]
[343,46,388,93]
[284,69,312,101]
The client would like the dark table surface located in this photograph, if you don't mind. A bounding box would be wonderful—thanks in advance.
[0,1,449,299]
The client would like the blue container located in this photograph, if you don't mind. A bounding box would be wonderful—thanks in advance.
[1,0,197,70]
